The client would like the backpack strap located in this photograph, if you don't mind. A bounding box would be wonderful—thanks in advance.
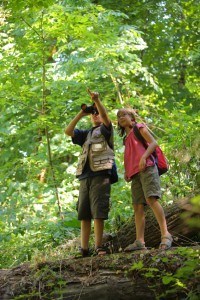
[133,124,155,163]
[133,124,148,149]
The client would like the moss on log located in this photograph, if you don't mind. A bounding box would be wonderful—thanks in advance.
[0,247,199,300]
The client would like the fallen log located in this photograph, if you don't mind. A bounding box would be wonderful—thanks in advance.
[0,247,199,300]
[0,198,199,300]
[110,198,199,252]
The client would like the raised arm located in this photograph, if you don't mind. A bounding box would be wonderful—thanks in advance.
[88,89,111,128]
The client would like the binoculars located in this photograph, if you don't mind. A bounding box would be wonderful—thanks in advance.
[81,103,99,115]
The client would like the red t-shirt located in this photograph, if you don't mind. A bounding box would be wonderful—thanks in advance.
[124,123,155,178]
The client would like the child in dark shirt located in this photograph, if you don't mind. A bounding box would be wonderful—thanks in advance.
[65,91,115,256]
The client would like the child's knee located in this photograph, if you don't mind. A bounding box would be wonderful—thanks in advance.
[146,196,158,206]
[133,203,144,213]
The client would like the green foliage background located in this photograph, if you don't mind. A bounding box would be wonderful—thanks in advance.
[0,0,199,269]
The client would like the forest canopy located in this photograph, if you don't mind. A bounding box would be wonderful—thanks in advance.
[0,0,199,269]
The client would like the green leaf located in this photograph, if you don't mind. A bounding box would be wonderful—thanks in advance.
[162,276,174,285]
[130,261,144,271]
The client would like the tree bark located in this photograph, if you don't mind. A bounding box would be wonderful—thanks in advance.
[0,247,199,300]
[111,198,199,251]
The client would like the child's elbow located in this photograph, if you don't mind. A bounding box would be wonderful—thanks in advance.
[65,129,74,137]
[65,128,72,136]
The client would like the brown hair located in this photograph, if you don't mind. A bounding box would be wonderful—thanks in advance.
[117,108,136,137]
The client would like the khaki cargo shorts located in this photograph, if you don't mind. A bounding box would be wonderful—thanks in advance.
[131,165,161,205]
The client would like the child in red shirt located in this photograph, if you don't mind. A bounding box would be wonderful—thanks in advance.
[117,108,172,250]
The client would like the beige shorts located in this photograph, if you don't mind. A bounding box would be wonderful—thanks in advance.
[131,165,161,205]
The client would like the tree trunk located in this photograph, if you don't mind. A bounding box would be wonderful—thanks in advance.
[111,198,199,252]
